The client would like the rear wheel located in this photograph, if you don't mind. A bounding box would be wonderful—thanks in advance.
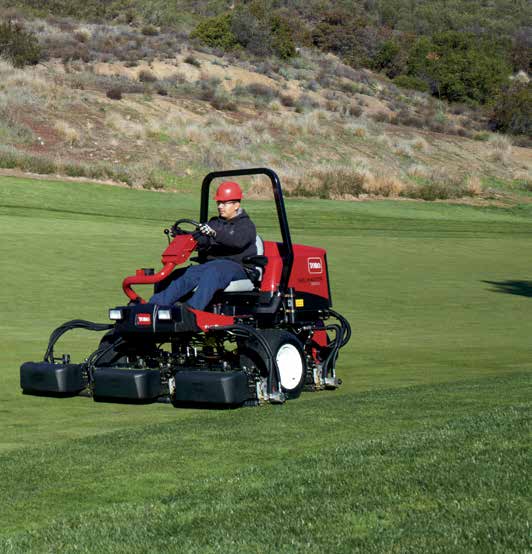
[240,329,306,400]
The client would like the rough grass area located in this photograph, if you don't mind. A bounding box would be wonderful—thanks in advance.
[0,46,529,198]
[0,175,531,552]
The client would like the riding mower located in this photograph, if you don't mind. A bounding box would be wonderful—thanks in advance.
[20,168,351,407]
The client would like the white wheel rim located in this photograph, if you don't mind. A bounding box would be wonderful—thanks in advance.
[276,344,303,391]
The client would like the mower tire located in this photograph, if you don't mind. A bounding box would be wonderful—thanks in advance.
[95,330,128,366]
[243,329,306,400]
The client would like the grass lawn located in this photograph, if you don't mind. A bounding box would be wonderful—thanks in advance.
[0,175,530,552]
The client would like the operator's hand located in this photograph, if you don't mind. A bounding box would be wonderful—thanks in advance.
[199,223,216,238]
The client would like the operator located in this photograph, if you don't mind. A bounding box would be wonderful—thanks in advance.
[149,181,257,311]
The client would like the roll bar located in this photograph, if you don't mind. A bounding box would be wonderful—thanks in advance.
[200,168,294,294]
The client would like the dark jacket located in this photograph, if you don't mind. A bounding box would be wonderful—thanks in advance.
[195,209,257,264]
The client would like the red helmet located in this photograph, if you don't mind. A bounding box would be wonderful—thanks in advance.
[215,181,243,202]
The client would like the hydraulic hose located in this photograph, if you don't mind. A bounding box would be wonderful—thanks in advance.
[321,324,342,380]
[213,324,284,400]
[44,320,114,363]
[329,309,351,347]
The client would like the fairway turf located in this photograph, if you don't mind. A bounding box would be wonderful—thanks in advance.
[0,175,530,552]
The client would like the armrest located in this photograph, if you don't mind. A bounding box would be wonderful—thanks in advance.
[243,255,268,267]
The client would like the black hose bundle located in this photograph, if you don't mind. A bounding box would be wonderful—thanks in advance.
[329,309,351,347]
[213,324,284,401]
[321,310,351,380]
[44,320,113,364]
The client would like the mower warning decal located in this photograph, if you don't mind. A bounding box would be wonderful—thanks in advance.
[307,257,323,274]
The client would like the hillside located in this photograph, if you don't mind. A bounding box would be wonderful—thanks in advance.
[0,5,530,201]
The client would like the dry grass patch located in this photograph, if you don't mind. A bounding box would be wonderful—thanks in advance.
[489,134,512,165]
[465,175,483,195]
[364,173,405,197]
[0,63,52,100]
[200,145,228,169]
[105,113,146,139]
[407,164,431,179]
[273,111,325,136]
[54,120,80,146]
[403,168,481,201]
[343,122,367,138]
[512,170,532,190]
[184,123,208,144]
[392,138,414,157]
[278,164,483,202]
[411,137,430,152]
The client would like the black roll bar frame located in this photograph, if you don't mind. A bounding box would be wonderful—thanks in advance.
[200,168,294,294]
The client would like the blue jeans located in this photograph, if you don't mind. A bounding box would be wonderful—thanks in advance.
[149,259,247,311]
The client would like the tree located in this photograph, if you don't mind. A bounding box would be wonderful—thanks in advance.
[490,81,532,135]
[406,32,511,103]
[191,14,238,51]
[0,20,41,67]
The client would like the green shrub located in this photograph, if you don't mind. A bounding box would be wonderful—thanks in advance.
[210,91,237,112]
[230,8,271,57]
[394,75,429,93]
[489,82,532,136]
[245,83,278,102]
[406,32,511,104]
[0,146,55,174]
[473,131,490,141]
[143,172,164,190]
[0,20,41,67]
[141,24,158,37]
[106,87,122,100]
[280,94,296,107]
[197,77,219,102]
[285,169,366,199]
[402,171,474,201]
[403,181,468,201]
[184,54,201,67]
[372,39,406,78]
[191,14,238,51]
[138,68,157,83]
[192,8,295,60]
[270,15,295,60]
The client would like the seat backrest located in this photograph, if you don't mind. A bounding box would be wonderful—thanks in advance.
[256,234,264,255]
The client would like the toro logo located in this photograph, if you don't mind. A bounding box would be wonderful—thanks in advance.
[135,313,152,326]
[307,257,323,274]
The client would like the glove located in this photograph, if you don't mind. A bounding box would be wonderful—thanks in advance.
[199,223,216,238]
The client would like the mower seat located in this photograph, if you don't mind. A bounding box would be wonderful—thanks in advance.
[222,235,264,293]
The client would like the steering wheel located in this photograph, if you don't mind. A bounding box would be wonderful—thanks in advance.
[164,218,201,238]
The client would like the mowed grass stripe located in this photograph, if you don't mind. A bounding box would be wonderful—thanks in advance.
[2,175,532,235]
[0,392,528,552]
[0,374,529,538]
